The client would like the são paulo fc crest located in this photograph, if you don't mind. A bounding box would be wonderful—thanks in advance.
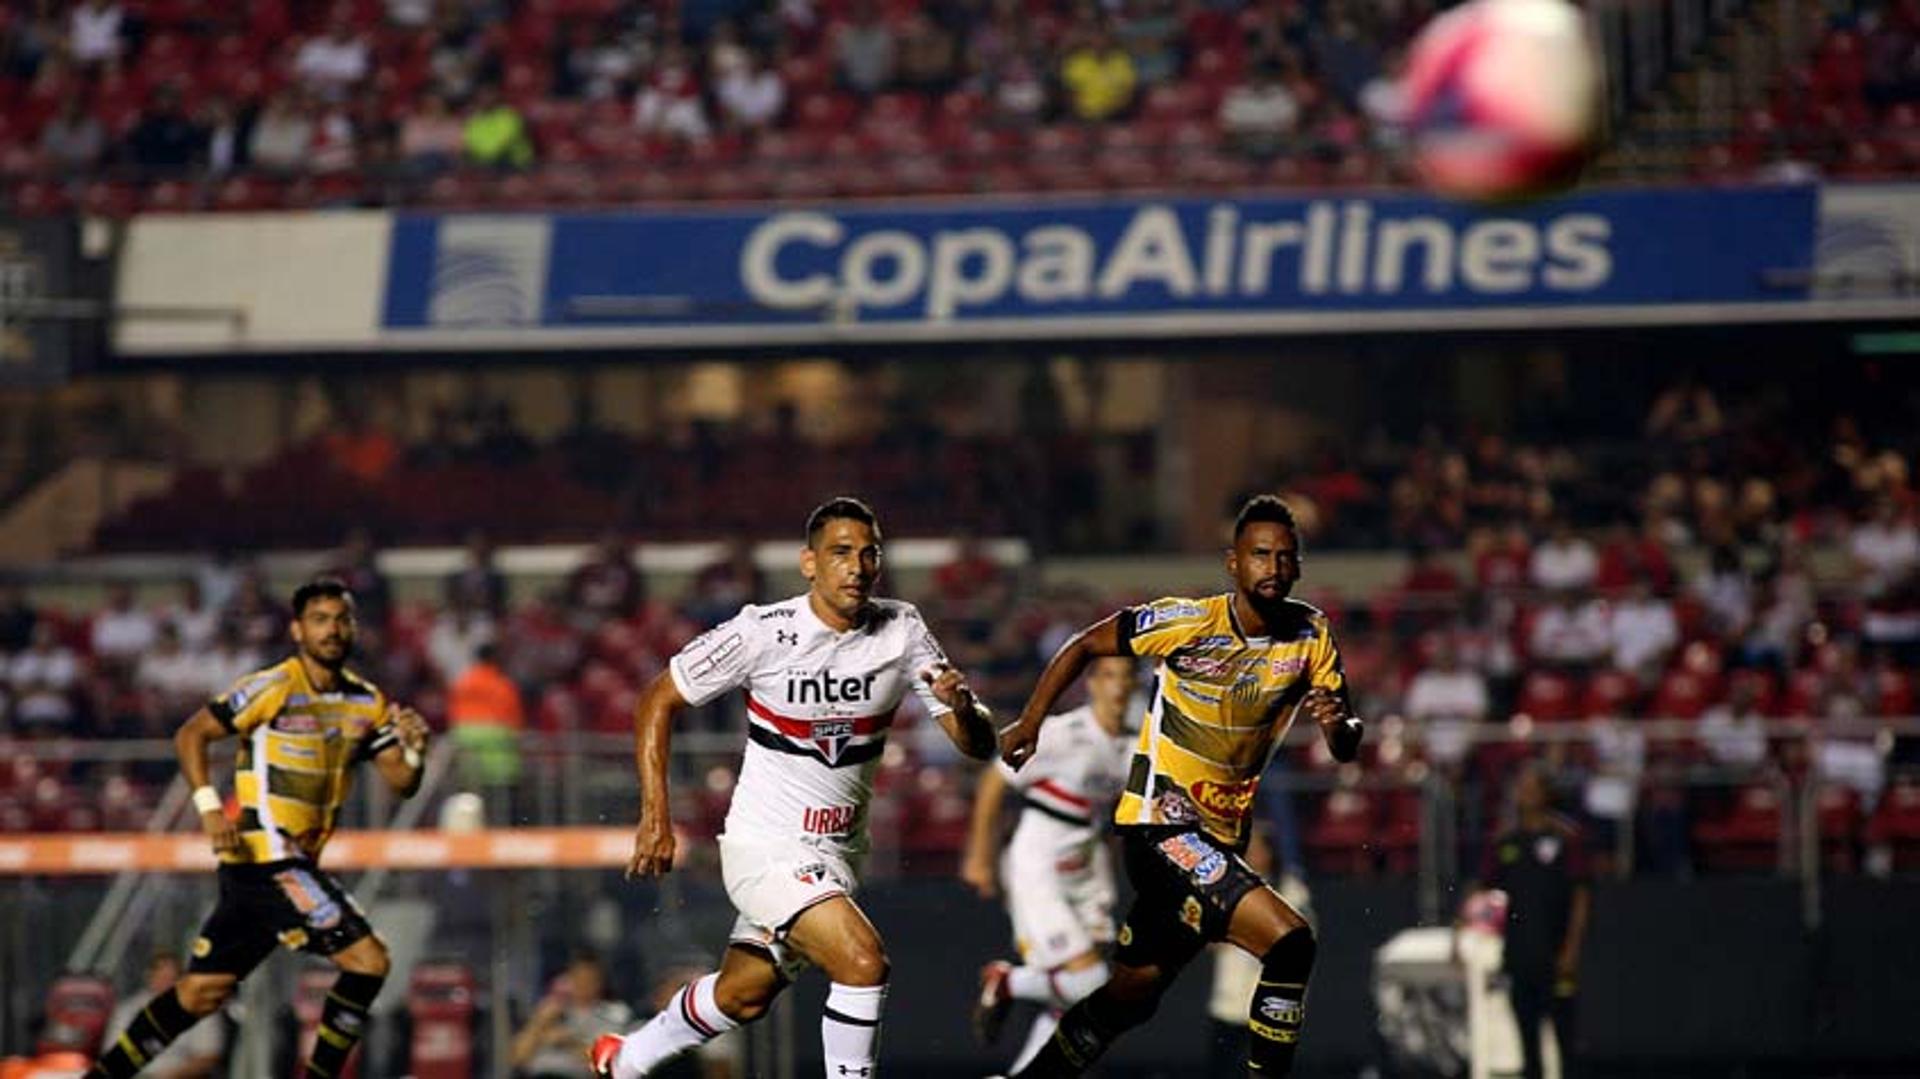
[794,862,831,885]
[809,719,856,764]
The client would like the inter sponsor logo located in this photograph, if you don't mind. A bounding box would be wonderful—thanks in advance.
[785,670,878,705]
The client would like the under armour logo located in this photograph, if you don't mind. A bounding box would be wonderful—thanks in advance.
[776,630,798,646]
[835,1067,871,1076]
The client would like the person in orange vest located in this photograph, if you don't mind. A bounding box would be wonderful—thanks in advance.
[447,641,526,825]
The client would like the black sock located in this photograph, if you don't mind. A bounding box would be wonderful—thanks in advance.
[1248,930,1316,1075]
[1012,987,1147,1078]
[304,970,383,1078]
[91,988,197,1078]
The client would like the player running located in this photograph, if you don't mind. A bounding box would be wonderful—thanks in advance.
[90,579,430,1079]
[592,497,997,1079]
[996,495,1365,1077]
[962,655,1136,1073]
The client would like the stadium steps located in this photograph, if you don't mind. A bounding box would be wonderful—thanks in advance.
[0,457,172,562]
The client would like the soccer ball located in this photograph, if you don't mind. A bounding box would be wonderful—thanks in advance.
[1399,0,1603,201]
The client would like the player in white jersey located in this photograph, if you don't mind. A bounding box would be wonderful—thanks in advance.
[592,498,997,1079]
[962,656,1137,1073]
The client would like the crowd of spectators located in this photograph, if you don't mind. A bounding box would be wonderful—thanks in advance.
[0,0,1428,213]
[10,0,1920,210]
[92,394,1140,553]
[7,468,1920,877]
[1691,0,1920,180]
[1258,375,1919,556]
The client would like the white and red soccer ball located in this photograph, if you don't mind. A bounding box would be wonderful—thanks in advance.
[1399,0,1603,201]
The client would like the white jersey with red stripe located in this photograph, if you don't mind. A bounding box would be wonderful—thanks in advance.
[669,593,954,854]
[998,704,1134,848]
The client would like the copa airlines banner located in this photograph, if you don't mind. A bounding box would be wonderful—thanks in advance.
[377,186,1828,347]
[108,184,1920,355]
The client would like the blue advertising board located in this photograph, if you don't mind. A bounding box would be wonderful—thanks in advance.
[381,186,1821,344]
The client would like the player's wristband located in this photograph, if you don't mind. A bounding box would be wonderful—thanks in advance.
[191,786,223,815]
[402,746,424,770]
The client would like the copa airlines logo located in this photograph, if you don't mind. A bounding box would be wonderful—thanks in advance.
[739,202,1614,319]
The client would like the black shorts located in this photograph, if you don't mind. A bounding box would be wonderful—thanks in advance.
[1114,826,1265,969]
[187,860,375,975]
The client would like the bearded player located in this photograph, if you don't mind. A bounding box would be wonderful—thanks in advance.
[592,497,997,1078]
[996,495,1364,1077]
[90,579,429,1079]
[961,655,1136,1073]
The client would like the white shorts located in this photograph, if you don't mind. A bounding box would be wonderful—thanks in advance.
[719,833,862,980]
[1002,834,1117,970]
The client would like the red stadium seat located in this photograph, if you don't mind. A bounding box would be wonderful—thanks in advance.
[1816,784,1863,873]
[772,165,838,200]
[1651,667,1716,721]
[792,92,859,132]
[1095,150,1163,191]
[1582,669,1639,718]
[1378,788,1424,874]
[1029,125,1093,158]
[80,181,141,218]
[1867,777,1920,871]
[1783,667,1827,717]
[1516,670,1578,723]
[1693,782,1783,873]
[1306,788,1377,875]
[1140,82,1209,121]
[1029,159,1103,193]
[1875,668,1914,717]
[864,91,927,131]
[10,180,74,216]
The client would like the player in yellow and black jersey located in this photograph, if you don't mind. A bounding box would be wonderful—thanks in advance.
[998,496,1364,1078]
[90,579,431,1079]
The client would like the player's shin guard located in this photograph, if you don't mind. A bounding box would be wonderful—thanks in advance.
[1248,929,1316,1075]
[822,981,887,1078]
[90,988,197,1078]
[614,973,739,1079]
[304,971,383,1079]
[1011,985,1156,1078]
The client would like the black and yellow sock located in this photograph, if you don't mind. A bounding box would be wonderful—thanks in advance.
[90,987,197,1078]
[1248,929,1316,1075]
[304,971,383,1078]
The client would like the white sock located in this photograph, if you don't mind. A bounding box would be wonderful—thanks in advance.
[1006,966,1053,1004]
[613,973,738,1079]
[1049,962,1107,1006]
[1007,962,1107,1008]
[822,981,887,1078]
[1011,1009,1059,1072]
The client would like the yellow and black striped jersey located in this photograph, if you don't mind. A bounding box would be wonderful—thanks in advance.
[208,657,392,865]
[1114,593,1348,848]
